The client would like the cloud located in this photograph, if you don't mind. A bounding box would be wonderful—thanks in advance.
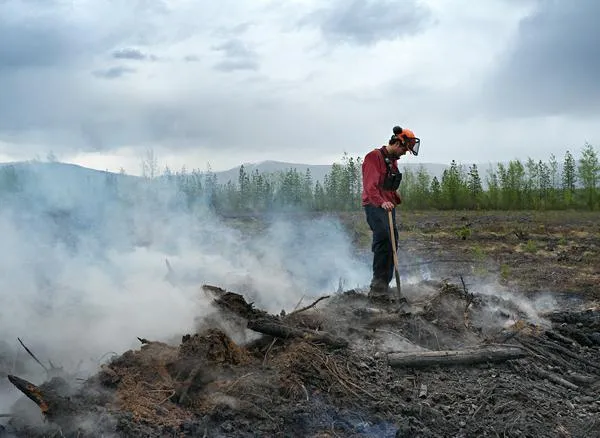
[0,0,599,171]
[93,66,137,79]
[0,2,83,70]
[212,38,259,71]
[0,0,172,72]
[485,0,600,118]
[300,0,432,45]
[183,55,201,62]
[112,48,158,61]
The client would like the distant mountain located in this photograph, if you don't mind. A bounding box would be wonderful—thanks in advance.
[212,160,453,184]
[0,160,127,178]
[1,159,506,189]
[213,161,332,185]
[0,160,138,213]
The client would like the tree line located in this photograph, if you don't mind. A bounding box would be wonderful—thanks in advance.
[0,144,598,213]
[171,144,599,212]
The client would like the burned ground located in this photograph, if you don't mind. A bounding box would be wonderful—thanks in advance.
[2,283,599,438]
[1,211,599,437]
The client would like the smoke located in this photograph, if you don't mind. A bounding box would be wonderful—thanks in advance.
[0,163,370,414]
[475,281,559,328]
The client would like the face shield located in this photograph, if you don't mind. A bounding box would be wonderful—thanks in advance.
[403,136,420,156]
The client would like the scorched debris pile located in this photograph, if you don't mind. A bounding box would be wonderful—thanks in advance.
[2,281,600,438]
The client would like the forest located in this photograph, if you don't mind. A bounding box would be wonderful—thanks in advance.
[165,142,599,213]
[0,143,598,214]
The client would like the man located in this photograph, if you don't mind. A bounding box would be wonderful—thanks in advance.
[361,125,420,299]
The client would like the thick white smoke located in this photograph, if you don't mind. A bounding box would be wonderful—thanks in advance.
[0,163,370,415]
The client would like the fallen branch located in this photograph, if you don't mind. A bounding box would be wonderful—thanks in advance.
[7,375,51,415]
[287,295,330,317]
[7,374,82,433]
[247,319,348,349]
[211,290,271,321]
[556,326,597,347]
[531,365,579,391]
[543,308,599,325]
[539,338,600,370]
[545,330,577,346]
[17,337,49,374]
[565,373,599,386]
[387,345,527,369]
[201,284,227,297]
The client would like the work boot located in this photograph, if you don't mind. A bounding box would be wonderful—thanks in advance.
[368,279,391,302]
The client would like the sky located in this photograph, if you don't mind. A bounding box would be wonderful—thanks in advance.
[0,0,599,175]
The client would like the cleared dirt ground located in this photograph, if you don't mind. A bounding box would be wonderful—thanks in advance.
[344,210,600,299]
[1,210,599,437]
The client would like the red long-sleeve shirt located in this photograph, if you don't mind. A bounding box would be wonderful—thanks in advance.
[361,146,402,207]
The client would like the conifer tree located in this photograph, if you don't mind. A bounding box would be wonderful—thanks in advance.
[562,150,577,207]
[577,143,599,210]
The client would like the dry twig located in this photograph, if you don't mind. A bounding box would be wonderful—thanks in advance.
[17,337,49,374]
[263,338,278,366]
[287,295,331,317]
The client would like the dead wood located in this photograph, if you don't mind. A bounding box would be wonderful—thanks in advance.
[7,375,77,421]
[17,338,49,374]
[530,365,580,391]
[208,288,271,321]
[545,330,578,346]
[201,284,227,296]
[353,307,386,317]
[387,345,527,369]
[247,319,348,348]
[286,295,330,317]
[543,309,599,325]
[565,373,599,386]
[517,338,575,370]
[555,326,597,347]
[538,338,600,370]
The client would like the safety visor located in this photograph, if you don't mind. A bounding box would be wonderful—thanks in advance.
[405,137,420,156]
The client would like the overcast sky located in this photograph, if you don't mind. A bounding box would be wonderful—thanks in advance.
[1,0,598,174]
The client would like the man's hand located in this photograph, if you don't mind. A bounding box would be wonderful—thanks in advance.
[381,201,395,211]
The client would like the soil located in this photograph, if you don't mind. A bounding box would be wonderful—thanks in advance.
[368,210,600,300]
[2,211,599,438]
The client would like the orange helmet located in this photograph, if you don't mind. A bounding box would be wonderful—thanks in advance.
[392,126,420,156]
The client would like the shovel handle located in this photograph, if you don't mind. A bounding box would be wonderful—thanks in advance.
[387,209,402,295]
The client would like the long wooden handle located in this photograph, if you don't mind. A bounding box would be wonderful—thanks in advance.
[387,210,402,295]
[388,210,399,268]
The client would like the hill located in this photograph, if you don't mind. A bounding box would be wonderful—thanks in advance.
[212,160,453,184]
[0,159,510,190]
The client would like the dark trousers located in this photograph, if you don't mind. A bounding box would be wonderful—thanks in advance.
[364,204,398,287]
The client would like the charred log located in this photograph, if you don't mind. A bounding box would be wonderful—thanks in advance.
[555,326,598,347]
[537,338,600,371]
[543,309,599,326]
[247,319,349,349]
[545,330,580,346]
[530,366,580,391]
[387,345,527,368]
[7,375,78,424]
[205,286,271,321]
